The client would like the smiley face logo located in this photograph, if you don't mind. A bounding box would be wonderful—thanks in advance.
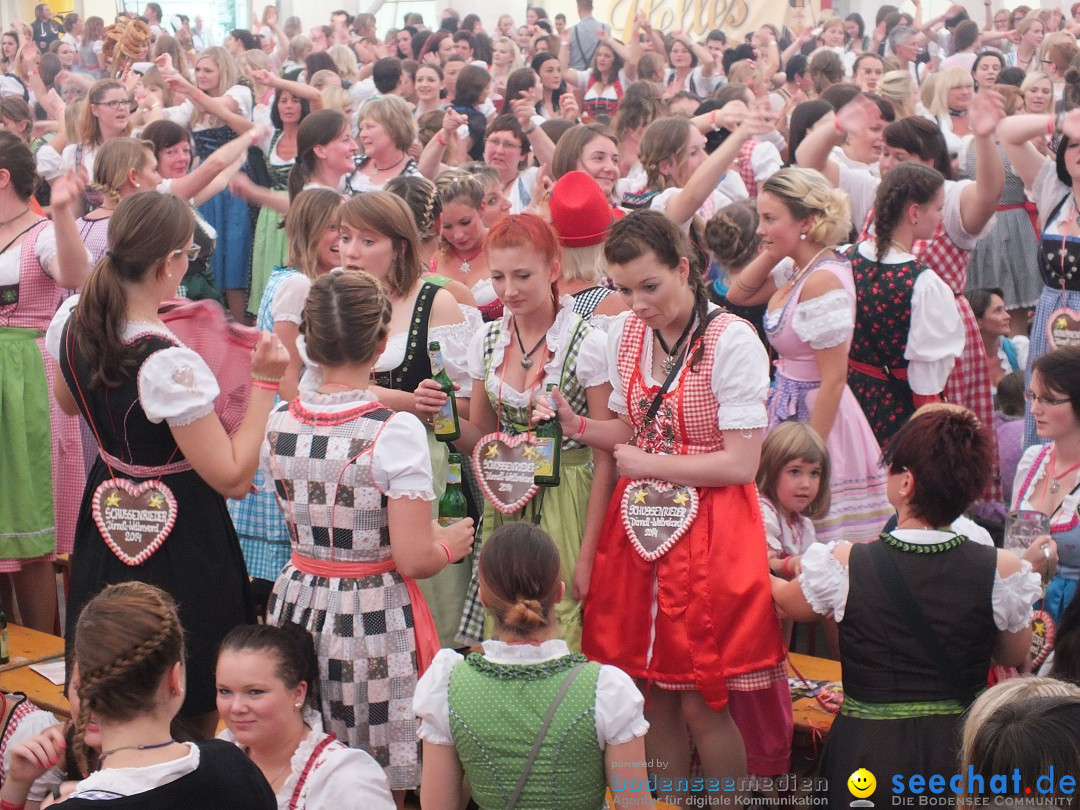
[848,768,877,798]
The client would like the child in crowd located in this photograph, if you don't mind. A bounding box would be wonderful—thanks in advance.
[757,418,831,584]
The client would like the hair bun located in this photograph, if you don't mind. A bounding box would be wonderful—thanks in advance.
[503,598,547,632]
[1066,66,1080,87]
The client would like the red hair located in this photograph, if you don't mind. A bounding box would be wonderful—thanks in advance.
[484,213,562,267]
[484,213,562,308]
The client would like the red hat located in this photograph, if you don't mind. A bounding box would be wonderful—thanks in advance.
[548,171,624,248]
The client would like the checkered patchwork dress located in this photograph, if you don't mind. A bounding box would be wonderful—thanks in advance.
[265,394,432,790]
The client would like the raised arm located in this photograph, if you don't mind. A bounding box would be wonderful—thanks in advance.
[797,95,883,186]
[418,109,461,180]
[512,97,556,168]
[959,90,1006,236]
[166,72,255,134]
[48,173,91,288]
[167,126,263,203]
[998,111,1063,189]
[171,333,289,499]
[664,105,773,227]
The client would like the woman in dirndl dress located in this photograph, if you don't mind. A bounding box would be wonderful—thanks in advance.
[1000,108,1080,448]
[773,406,1039,807]
[963,141,1042,336]
[416,214,616,653]
[163,48,256,322]
[846,163,965,445]
[245,86,306,318]
[726,167,892,544]
[0,137,88,632]
[538,209,785,804]
[264,270,474,800]
[228,189,341,610]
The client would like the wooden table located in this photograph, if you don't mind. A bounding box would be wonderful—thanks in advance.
[0,665,69,717]
[788,652,841,741]
[1,624,65,673]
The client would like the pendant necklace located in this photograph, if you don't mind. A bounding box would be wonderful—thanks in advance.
[1047,449,1080,494]
[512,318,548,370]
[453,245,484,273]
[655,314,697,375]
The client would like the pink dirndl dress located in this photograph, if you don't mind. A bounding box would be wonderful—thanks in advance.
[764,258,892,544]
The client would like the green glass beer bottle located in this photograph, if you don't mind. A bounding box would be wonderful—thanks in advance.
[438,454,469,563]
[428,341,460,442]
[533,384,562,487]
[0,605,8,666]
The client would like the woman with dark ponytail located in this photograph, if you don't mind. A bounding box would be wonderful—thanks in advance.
[846,163,964,445]
[535,209,785,804]
[217,623,394,808]
[0,132,89,633]
[47,190,289,739]
[415,523,654,810]
[58,582,276,807]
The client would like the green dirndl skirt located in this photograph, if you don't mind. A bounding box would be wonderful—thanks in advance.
[416,429,474,648]
[0,328,55,560]
[247,205,289,318]
[457,446,592,652]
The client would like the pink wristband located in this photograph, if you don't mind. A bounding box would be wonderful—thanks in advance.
[251,379,279,392]
[573,414,587,440]
[437,541,453,563]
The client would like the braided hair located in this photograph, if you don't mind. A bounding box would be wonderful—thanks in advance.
[604,209,711,371]
[872,162,943,262]
[72,582,185,774]
[384,175,442,243]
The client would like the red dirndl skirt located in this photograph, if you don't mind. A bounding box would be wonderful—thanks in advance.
[582,477,785,712]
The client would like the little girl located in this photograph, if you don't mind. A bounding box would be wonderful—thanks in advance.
[757,420,831,583]
[727,420,830,782]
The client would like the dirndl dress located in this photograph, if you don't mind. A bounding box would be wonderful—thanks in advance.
[264,392,439,791]
[963,143,1042,311]
[582,310,786,714]
[0,221,83,571]
[247,131,293,318]
[763,258,891,544]
[193,125,255,296]
[456,300,608,652]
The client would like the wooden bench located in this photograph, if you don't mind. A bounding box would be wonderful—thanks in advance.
[788,652,841,742]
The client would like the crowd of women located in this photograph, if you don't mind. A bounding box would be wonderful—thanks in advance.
[7,1,1080,806]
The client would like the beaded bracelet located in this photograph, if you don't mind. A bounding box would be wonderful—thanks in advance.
[437,542,453,563]
[252,373,282,384]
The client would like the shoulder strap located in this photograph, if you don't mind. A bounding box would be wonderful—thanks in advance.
[504,663,586,810]
[640,309,721,429]
[865,540,977,707]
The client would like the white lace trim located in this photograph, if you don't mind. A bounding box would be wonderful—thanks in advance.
[798,541,848,621]
[481,638,571,663]
[791,289,854,350]
[716,401,768,431]
[993,562,1042,633]
[383,486,435,501]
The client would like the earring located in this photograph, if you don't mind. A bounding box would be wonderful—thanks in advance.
[134,181,141,189]
[294,702,302,709]
[799,232,806,240]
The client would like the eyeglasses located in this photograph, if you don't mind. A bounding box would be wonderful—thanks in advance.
[94,97,134,111]
[487,138,523,150]
[1025,390,1072,406]
[1042,59,1054,65]
[173,245,201,261]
